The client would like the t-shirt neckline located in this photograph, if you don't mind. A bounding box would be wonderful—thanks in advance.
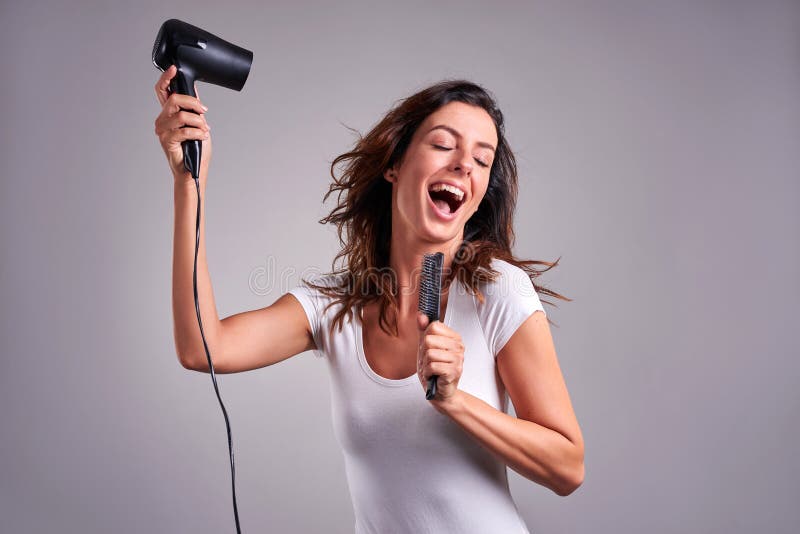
[355,279,459,387]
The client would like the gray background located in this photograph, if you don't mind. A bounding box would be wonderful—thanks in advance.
[1,0,797,532]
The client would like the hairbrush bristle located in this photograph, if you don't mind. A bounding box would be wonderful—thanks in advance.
[419,252,444,321]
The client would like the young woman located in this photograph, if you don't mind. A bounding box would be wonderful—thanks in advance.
[154,66,585,533]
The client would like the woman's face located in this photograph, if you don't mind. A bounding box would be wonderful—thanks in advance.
[385,101,498,244]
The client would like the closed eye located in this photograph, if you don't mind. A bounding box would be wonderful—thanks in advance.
[433,145,490,168]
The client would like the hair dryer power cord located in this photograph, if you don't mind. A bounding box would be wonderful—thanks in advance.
[191,175,243,534]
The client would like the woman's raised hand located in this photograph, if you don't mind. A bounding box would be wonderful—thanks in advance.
[154,65,212,183]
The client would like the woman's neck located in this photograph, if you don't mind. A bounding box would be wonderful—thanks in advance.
[387,228,463,318]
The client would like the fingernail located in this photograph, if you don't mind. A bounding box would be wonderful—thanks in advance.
[201,104,208,111]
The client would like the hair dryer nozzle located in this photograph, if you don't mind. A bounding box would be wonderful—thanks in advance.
[152,19,253,92]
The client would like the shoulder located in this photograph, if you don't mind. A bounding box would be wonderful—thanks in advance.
[287,272,350,354]
[473,258,546,356]
[477,258,538,301]
[288,272,348,313]
[308,272,344,286]
[294,271,348,293]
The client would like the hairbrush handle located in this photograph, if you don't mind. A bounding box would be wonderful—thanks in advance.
[426,374,439,400]
[419,252,444,401]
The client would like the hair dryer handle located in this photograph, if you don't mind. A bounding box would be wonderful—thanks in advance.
[169,68,202,180]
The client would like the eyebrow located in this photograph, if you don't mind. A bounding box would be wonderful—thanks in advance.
[426,124,496,152]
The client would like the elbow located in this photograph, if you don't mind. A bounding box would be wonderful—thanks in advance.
[174,335,198,371]
[174,325,225,373]
[178,351,228,374]
[180,356,200,371]
[553,441,584,497]
[555,461,584,496]
[555,441,585,496]
[177,349,208,373]
[174,335,210,372]
[178,352,199,371]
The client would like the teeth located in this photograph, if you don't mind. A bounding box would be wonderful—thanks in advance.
[429,183,465,201]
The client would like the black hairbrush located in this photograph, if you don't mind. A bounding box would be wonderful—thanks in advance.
[419,252,444,400]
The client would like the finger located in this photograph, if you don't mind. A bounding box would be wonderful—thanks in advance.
[421,334,462,351]
[164,126,210,144]
[164,93,207,116]
[155,110,207,137]
[422,361,452,381]
[417,312,430,332]
[155,65,177,107]
[165,110,209,132]
[424,320,453,336]
[155,103,207,134]
[423,348,458,363]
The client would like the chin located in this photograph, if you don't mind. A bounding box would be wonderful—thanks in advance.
[420,217,466,244]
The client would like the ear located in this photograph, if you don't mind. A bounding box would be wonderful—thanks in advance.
[384,167,397,183]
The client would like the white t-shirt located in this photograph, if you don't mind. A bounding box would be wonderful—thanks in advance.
[288,258,546,534]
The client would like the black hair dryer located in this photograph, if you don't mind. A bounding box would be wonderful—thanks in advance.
[152,19,253,179]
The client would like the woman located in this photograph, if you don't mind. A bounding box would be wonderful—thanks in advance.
[154,66,584,533]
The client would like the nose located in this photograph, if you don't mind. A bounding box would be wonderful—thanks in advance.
[450,149,473,176]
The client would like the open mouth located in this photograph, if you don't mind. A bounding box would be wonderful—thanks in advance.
[427,183,466,216]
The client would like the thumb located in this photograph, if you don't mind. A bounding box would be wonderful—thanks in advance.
[417,311,430,332]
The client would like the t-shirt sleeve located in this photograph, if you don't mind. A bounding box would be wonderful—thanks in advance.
[476,259,547,357]
[287,278,331,359]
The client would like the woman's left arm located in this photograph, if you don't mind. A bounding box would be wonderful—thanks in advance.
[431,310,585,496]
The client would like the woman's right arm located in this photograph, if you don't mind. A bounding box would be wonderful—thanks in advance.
[156,66,315,374]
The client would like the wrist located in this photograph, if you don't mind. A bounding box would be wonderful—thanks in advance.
[433,389,465,416]
[173,173,204,191]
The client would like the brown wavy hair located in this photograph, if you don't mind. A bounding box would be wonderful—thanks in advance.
[304,79,571,338]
